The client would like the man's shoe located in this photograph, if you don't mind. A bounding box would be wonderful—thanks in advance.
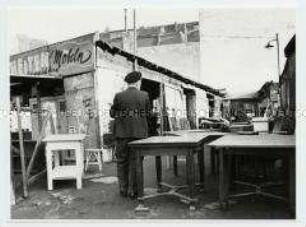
[128,192,138,200]
[120,190,127,197]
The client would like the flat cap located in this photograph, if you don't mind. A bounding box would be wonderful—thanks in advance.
[124,71,142,84]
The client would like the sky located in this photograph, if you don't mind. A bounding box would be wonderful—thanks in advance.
[199,8,295,95]
[8,7,295,95]
[8,8,200,44]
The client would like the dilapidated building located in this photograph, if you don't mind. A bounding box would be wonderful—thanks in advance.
[280,35,295,118]
[223,81,279,121]
[10,32,224,153]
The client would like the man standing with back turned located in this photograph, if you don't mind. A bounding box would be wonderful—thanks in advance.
[110,71,151,198]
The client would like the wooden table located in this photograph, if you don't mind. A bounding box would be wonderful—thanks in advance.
[129,132,224,212]
[43,134,86,190]
[208,134,295,211]
[163,130,226,176]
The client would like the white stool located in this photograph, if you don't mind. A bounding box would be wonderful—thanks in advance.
[84,149,103,172]
[43,134,86,190]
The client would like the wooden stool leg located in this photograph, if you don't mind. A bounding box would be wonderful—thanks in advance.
[48,178,53,191]
[76,176,82,189]
[46,150,54,191]
[54,151,60,167]
[97,151,103,172]
[85,152,90,172]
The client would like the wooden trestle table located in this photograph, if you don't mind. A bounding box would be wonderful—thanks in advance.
[129,131,224,212]
[208,134,295,212]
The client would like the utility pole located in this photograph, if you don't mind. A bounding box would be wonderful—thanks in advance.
[124,8,127,33]
[133,9,138,71]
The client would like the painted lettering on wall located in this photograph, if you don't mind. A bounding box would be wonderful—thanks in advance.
[49,48,92,70]
[49,40,93,75]
[10,33,95,77]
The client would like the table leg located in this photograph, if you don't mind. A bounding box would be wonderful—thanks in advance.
[54,150,60,167]
[288,149,295,216]
[76,175,82,189]
[186,150,196,211]
[225,149,231,200]
[155,156,162,192]
[173,156,178,176]
[198,148,205,190]
[46,150,53,191]
[186,156,189,186]
[211,147,216,175]
[218,148,225,209]
[215,150,219,176]
[135,150,148,213]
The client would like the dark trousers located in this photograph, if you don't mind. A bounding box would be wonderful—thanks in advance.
[115,138,137,195]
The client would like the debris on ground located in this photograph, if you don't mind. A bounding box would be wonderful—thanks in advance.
[11,161,293,219]
[203,201,221,210]
[144,187,158,195]
[83,172,105,180]
[203,200,237,210]
[50,191,75,205]
[89,176,118,184]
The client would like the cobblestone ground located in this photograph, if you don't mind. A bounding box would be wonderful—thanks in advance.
[11,156,293,219]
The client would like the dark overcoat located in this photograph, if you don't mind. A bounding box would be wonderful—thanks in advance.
[110,87,151,139]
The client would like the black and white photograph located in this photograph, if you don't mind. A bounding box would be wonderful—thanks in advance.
[6,5,298,221]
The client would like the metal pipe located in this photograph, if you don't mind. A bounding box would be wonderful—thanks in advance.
[276,33,283,109]
[276,33,281,77]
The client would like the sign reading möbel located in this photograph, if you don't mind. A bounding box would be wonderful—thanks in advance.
[10,33,95,77]
[48,35,94,76]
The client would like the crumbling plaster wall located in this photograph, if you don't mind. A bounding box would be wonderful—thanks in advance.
[95,48,209,145]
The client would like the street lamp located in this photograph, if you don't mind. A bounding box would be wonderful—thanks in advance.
[265,33,282,110]
[265,33,281,78]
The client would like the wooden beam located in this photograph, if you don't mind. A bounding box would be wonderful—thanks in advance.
[26,112,52,178]
[16,96,29,198]
[35,82,43,132]
[11,142,16,205]
[159,83,164,136]
[13,169,47,191]
[10,74,60,80]
[28,169,47,185]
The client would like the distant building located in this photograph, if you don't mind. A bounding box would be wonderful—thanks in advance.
[99,22,226,118]
[224,81,279,121]
[280,35,295,118]
[276,35,295,134]
[99,22,201,82]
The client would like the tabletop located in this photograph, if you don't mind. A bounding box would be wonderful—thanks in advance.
[129,132,225,147]
[208,134,295,149]
[169,130,227,136]
[42,134,87,142]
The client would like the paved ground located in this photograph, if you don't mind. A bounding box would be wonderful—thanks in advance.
[11,156,294,219]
